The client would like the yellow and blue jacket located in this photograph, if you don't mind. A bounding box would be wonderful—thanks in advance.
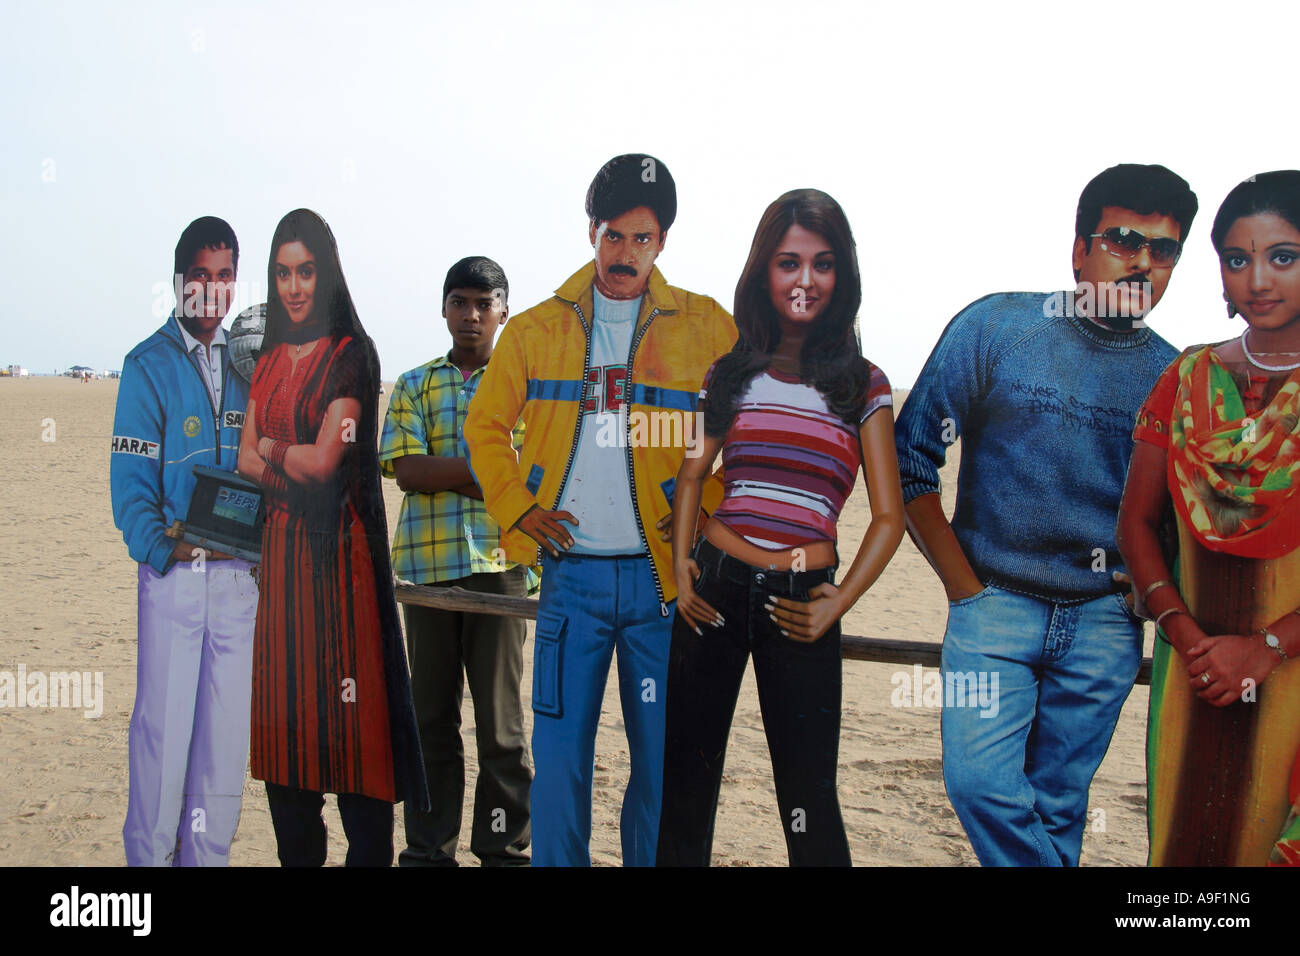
[464,261,736,612]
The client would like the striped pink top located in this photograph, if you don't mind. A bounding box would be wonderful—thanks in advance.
[705,363,892,552]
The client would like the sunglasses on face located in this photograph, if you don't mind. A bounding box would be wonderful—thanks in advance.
[1088,227,1182,267]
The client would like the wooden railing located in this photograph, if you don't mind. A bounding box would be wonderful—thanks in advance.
[395,583,1154,685]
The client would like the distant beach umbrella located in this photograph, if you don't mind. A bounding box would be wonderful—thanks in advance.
[229,303,267,383]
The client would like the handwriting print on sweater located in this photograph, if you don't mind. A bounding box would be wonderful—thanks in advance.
[1009,379,1131,437]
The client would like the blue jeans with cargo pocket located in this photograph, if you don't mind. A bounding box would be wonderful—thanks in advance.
[940,582,1143,866]
[530,551,671,867]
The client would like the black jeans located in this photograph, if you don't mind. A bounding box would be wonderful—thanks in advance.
[265,782,394,867]
[656,537,851,867]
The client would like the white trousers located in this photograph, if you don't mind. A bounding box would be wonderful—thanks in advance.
[124,557,257,866]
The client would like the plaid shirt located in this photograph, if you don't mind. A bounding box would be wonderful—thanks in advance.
[380,353,533,586]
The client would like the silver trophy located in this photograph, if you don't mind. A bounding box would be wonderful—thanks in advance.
[229,303,266,383]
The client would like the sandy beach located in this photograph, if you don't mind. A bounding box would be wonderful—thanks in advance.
[0,376,1153,866]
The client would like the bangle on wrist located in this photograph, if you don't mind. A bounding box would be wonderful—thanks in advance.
[1142,579,1174,602]
[267,440,290,472]
[1155,606,1187,630]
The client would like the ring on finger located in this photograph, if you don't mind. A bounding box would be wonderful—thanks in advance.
[1200,672,1210,685]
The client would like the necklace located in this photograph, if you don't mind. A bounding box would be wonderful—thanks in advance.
[284,320,325,350]
[1241,330,1300,372]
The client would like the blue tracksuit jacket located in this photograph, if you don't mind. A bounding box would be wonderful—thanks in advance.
[110,312,250,574]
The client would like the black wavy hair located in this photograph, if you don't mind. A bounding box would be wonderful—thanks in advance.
[1074,164,1199,272]
[174,215,238,278]
[1210,170,1300,252]
[704,188,868,437]
[585,153,677,233]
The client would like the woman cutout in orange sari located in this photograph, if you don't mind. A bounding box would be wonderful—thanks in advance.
[1118,171,1300,866]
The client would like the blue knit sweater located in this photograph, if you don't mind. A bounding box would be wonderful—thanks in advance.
[895,291,1178,601]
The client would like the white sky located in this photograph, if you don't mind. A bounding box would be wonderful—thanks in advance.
[4,0,1298,386]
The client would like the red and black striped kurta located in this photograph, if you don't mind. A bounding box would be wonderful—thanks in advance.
[249,336,396,800]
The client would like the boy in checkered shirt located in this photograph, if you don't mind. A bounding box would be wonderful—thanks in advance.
[380,256,534,866]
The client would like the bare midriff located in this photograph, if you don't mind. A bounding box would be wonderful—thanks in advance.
[702,516,837,571]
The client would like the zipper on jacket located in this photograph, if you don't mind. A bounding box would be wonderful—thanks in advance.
[624,306,669,616]
[543,301,594,566]
[214,351,231,468]
[168,326,225,467]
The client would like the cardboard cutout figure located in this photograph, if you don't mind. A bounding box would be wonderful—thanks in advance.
[656,189,905,867]
[111,215,257,866]
[1119,170,1300,866]
[464,154,737,866]
[895,164,1199,867]
[238,208,428,866]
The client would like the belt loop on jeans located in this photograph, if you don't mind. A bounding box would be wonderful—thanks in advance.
[706,537,724,580]
[692,534,707,569]
[699,536,726,581]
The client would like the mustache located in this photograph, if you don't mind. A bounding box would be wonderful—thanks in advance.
[608,264,638,277]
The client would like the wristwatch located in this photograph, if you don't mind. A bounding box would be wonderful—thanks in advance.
[1261,628,1289,662]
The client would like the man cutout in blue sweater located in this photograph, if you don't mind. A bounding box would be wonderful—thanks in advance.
[895,164,1198,866]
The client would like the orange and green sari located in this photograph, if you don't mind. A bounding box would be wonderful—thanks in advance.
[1167,346,1300,558]
[1141,346,1300,866]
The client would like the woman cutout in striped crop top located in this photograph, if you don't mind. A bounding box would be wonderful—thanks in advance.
[705,362,893,551]
[656,188,906,867]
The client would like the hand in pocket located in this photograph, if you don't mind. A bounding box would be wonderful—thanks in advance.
[674,560,723,635]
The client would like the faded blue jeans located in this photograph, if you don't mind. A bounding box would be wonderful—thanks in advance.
[530,552,670,867]
[940,582,1143,866]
